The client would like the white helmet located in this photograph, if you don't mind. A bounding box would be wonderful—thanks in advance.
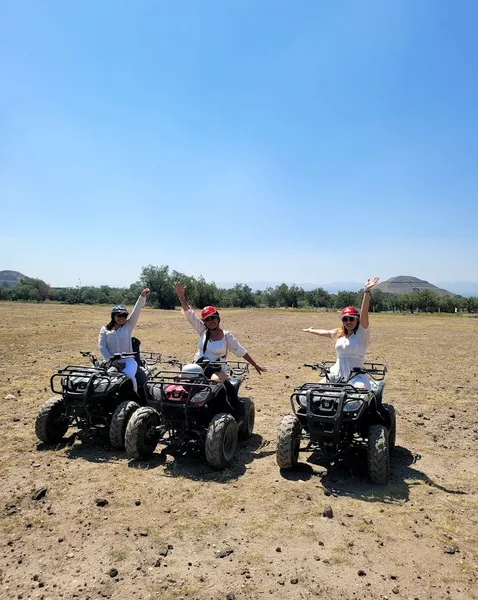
[181,363,204,380]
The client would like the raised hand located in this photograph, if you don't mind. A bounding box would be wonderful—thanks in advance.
[364,277,380,292]
[173,281,186,300]
[140,288,150,297]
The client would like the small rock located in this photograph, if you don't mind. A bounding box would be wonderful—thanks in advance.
[154,559,161,567]
[276,547,281,553]
[290,577,299,584]
[313,555,321,561]
[392,586,400,594]
[444,545,458,554]
[218,548,234,558]
[358,570,366,576]
[139,531,148,537]
[158,547,168,557]
[323,506,334,518]
[108,568,118,578]
[32,487,47,501]
[95,499,109,507]
[4,394,16,400]
[226,594,236,600]
[135,500,141,506]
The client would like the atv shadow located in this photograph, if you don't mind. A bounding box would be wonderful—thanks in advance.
[303,445,468,503]
[41,428,137,465]
[127,433,275,482]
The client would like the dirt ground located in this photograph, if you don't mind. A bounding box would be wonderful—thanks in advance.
[1,302,477,600]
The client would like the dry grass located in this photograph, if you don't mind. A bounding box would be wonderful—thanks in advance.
[0,302,477,600]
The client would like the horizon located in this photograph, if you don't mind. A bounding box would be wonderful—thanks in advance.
[2,267,478,297]
[2,1,478,285]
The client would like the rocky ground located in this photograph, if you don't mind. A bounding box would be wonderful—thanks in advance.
[1,302,477,600]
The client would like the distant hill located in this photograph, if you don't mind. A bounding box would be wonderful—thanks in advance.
[376,276,456,297]
[0,270,26,288]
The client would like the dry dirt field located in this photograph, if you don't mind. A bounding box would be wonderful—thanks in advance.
[1,302,477,600]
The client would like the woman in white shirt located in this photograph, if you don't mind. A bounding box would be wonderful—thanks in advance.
[98,288,150,391]
[173,282,266,382]
[302,277,379,389]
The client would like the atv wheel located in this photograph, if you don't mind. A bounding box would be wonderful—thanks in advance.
[205,413,238,469]
[35,398,69,444]
[238,398,255,441]
[367,424,390,484]
[276,414,301,469]
[109,401,140,449]
[382,404,396,454]
[124,407,162,459]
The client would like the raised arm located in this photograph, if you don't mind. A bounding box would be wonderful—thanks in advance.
[173,281,205,334]
[127,288,150,330]
[302,327,336,338]
[173,282,191,312]
[360,276,380,329]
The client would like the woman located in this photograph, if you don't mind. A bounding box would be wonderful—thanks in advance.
[173,282,266,381]
[98,288,150,391]
[302,277,379,389]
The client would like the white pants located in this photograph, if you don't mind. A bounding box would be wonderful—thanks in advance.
[121,358,138,392]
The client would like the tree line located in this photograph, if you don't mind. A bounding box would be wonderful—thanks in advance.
[1,265,477,314]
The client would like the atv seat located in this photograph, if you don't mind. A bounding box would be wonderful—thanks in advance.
[227,377,241,393]
[370,380,385,405]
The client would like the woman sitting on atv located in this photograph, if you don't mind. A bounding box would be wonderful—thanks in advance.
[302,277,379,389]
[173,282,266,382]
[98,288,150,391]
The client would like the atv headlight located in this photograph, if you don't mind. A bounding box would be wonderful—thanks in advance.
[343,399,363,412]
[297,394,307,408]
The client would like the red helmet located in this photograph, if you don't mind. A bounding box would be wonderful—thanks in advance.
[201,305,219,320]
[341,306,359,318]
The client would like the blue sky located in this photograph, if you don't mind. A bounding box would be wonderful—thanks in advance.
[1,0,477,289]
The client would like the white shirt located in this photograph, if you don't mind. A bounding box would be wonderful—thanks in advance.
[182,309,247,362]
[98,295,146,359]
[330,324,371,381]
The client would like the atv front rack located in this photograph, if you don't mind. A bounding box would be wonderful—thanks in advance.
[50,365,118,396]
[304,362,387,382]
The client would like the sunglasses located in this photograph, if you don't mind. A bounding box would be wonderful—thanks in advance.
[115,313,128,319]
[203,315,218,323]
[342,316,357,323]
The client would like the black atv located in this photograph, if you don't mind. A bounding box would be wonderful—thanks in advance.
[124,360,255,469]
[276,362,395,484]
[34,345,166,449]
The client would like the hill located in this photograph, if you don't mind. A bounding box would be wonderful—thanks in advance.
[0,270,26,288]
[376,275,456,297]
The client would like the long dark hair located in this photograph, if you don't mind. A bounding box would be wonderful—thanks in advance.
[106,313,127,331]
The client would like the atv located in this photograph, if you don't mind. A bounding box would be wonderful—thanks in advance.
[276,362,395,484]
[124,360,255,469]
[34,343,176,449]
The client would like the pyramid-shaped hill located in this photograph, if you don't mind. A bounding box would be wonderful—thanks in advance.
[0,270,26,288]
[377,276,456,297]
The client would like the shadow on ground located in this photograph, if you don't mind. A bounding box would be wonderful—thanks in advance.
[37,429,275,482]
[127,433,275,483]
[278,445,467,503]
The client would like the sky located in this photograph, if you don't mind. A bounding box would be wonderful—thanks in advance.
[1,0,478,290]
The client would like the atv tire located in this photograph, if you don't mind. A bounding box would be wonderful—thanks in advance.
[35,398,69,444]
[276,414,301,469]
[382,404,396,454]
[205,413,238,469]
[125,407,162,459]
[367,424,390,484]
[109,400,140,449]
[238,398,255,441]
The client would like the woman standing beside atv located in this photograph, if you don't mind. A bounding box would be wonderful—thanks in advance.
[173,282,266,380]
[98,288,150,391]
[302,277,379,389]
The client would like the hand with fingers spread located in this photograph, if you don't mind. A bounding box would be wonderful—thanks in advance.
[364,276,380,292]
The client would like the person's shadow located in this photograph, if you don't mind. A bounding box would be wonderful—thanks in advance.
[279,445,467,503]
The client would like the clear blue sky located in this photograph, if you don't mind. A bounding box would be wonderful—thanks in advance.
[1,0,477,289]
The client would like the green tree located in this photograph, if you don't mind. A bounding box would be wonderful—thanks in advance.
[140,265,176,309]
